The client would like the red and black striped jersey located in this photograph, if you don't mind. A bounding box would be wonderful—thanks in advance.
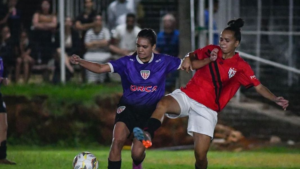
[181,45,260,112]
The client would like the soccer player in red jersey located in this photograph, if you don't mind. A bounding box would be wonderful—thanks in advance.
[133,18,289,169]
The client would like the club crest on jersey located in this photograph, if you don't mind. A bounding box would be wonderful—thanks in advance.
[228,67,237,79]
[140,70,150,80]
[117,106,126,114]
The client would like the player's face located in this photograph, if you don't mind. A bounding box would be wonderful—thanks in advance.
[94,15,102,26]
[136,37,155,60]
[1,26,10,40]
[219,30,239,54]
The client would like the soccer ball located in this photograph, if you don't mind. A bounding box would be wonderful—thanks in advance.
[73,152,98,169]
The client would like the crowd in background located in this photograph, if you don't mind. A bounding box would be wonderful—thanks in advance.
[0,0,180,91]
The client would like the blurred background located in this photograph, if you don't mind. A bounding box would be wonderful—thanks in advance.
[0,0,299,152]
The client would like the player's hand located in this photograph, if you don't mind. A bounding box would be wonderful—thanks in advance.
[274,97,289,111]
[0,77,9,86]
[210,48,218,61]
[70,54,81,65]
[181,54,192,73]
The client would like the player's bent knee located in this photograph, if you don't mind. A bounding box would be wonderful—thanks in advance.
[111,138,126,150]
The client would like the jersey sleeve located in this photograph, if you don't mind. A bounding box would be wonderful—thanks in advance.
[165,55,182,74]
[194,45,215,60]
[237,62,261,88]
[108,56,127,74]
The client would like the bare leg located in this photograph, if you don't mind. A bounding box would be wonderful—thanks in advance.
[193,133,211,169]
[108,122,130,169]
[151,95,181,123]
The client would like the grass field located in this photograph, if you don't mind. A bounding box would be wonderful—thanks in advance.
[1,146,300,169]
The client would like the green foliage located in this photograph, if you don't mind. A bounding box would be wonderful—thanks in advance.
[1,82,122,105]
[2,147,300,169]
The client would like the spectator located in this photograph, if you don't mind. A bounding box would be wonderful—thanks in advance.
[204,0,219,45]
[52,17,81,83]
[107,0,138,30]
[32,0,57,65]
[75,0,97,82]
[110,13,141,59]
[0,25,15,79]
[75,0,96,41]
[0,0,22,47]
[15,31,34,83]
[156,13,179,93]
[84,14,111,83]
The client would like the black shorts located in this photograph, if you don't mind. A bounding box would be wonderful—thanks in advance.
[0,94,6,113]
[114,100,156,135]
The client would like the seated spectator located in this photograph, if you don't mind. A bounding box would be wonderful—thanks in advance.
[84,14,111,83]
[52,17,81,84]
[110,13,141,59]
[156,13,179,93]
[0,25,15,80]
[15,31,34,83]
[107,0,138,30]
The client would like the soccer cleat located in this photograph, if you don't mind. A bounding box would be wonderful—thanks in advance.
[133,127,152,148]
[0,159,16,165]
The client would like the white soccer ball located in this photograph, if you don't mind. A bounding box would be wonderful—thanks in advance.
[73,152,98,169]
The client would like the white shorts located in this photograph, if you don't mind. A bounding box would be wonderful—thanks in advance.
[165,89,218,138]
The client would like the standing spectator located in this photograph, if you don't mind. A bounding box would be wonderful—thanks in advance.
[75,0,96,41]
[32,0,57,81]
[204,0,219,45]
[0,25,15,79]
[0,0,22,47]
[84,14,111,83]
[15,31,34,83]
[32,0,56,63]
[110,13,141,59]
[52,17,81,83]
[107,0,138,30]
[156,13,179,93]
[75,0,97,82]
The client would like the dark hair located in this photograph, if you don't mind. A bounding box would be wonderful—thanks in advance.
[38,0,52,14]
[205,0,219,8]
[126,13,136,19]
[137,28,157,46]
[223,18,244,42]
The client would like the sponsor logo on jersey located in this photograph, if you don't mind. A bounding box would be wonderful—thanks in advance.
[250,75,257,79]
[117,106,126,114]
[130,59,134,62]
[140,70,150,80]
[228,67,237,79]
[155,59,161,63]
[130,85,157,93]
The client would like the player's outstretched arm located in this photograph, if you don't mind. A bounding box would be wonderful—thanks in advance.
[70,54,111,74]
[254,84,289,110]
[190,48,218,70]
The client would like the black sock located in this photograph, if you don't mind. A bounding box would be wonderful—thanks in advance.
[133,153,146,166]
[0,140,7,159]
[108,159,121,169]
[195,164,200,169]
[144,118,161,139]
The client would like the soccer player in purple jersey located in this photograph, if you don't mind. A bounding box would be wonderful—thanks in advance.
[0,57,16,165]
[70,28,187,169]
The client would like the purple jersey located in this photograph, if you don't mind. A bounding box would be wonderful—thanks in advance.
[0,57,3,78]
[108,53,181,106]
